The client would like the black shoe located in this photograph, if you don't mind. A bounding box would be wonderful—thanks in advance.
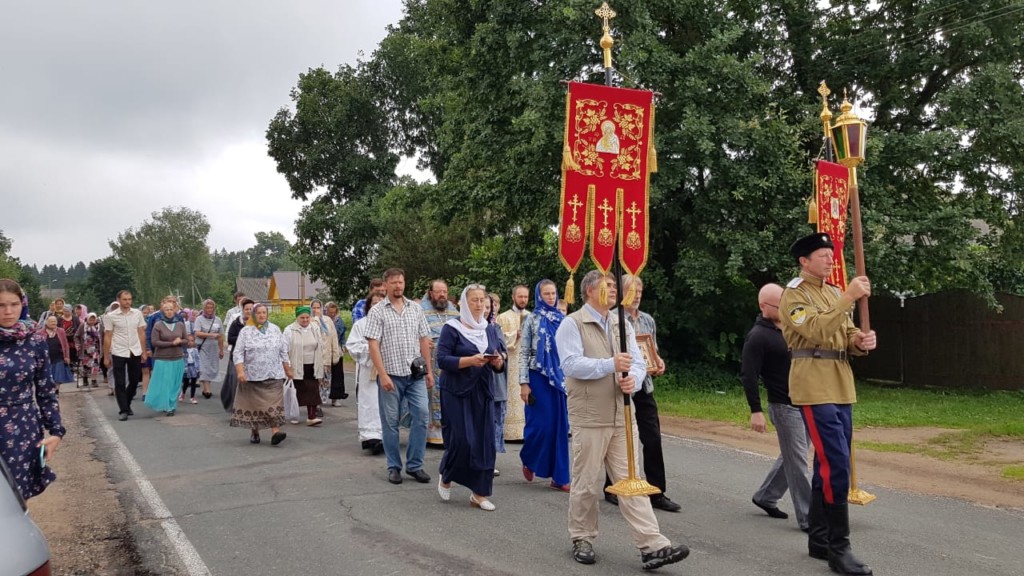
[371,441,385,455]
[339,393,349,399]
[361,440,373,450]
[202,391,212,399]
[604,493,619,506]
[651,495,682,512]
[127,409,134,416]
[316,406,324,418]
[572,540,596,565]
[118,413,128,421]
[270,432,287,446]
[250,431,261,444]
[641,544,690,571]
[406,469,431,483]
[387,468,403,484]
[752,497,789,519]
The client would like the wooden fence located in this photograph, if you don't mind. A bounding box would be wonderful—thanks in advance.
[852,291,1024,391]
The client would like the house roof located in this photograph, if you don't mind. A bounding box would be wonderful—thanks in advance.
[235,277,271,303]
[270,271,328,301]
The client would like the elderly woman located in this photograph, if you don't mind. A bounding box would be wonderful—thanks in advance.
[221,298,254,412]
[310,299,343,408]
[283,305,325,426]
[0,279,66,500]
[518,279,570,492]
[40,315,73,386]
[346,290,386,454]
[75,312,103,387]
[193,299,224,399]
[145,300,188,416]
[436,285,507,511]
[232,303,292,445]
[324,301,348,406]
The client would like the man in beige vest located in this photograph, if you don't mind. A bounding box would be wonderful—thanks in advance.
[497,284,529,441]
[555,270,690,570]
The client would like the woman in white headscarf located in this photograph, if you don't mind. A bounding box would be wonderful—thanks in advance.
[435,284,507,511]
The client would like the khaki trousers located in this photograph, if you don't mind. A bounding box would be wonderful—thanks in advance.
[568,423,671,552]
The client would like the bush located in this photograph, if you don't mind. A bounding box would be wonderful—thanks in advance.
[657,362,740,392]
[269,310,354,333]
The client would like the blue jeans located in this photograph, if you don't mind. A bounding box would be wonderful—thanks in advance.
[378,374,429,472]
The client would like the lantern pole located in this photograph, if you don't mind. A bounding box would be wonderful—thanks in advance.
[832,93,870,331]
[595,2,661,500]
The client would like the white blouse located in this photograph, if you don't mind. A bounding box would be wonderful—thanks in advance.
[233,324,289,381]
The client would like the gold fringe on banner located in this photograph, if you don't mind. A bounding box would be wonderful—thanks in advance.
[562,92,580,172]
[564,274,576,305]
[647,103,658,173]
[808,195,818,224]
[598,280,609,308]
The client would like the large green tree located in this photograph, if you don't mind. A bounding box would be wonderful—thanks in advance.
[270,0,1024,362]
[109,207,215,306]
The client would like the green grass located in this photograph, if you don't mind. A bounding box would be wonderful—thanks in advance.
[856,432,985,460]
[655,363,1024,438]
[1001,466,1024,481]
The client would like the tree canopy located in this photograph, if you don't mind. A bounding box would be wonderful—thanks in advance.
[268,0,1024,363]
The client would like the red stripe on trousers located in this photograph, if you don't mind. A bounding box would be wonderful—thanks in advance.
[802,405,834,504]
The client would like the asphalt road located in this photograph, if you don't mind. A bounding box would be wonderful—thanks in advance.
[82,363,1024,576]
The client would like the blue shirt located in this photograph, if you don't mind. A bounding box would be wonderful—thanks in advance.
[554,304,646,393]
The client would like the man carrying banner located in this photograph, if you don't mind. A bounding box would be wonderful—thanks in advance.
[779,233,875,576]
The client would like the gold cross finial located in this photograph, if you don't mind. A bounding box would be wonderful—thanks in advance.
[817,81,831,101]
[818,81,832,137]
[595,2,616,28]
[595,3,616,69]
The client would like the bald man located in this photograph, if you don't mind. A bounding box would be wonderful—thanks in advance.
[741,283,810,531]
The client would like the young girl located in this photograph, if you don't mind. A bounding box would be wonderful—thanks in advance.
[181,334,201,404]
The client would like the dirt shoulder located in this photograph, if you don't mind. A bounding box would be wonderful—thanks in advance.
[662,415,1024,510]
[27,388,141,576]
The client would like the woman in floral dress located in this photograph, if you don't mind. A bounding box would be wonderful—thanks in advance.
[75,312,103,387]
[0,279,66,500]
[231,303,293,445]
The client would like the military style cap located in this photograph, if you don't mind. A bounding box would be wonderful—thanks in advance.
[789,232,834,261]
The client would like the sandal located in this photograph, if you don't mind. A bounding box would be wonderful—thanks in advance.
[250,430,261,444]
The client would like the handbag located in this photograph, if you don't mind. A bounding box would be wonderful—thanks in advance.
[410,356,428,380]
[220,354,237,412]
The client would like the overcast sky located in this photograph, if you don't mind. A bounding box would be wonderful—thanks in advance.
[1,0,409,268]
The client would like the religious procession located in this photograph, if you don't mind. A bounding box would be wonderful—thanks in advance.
[4,2,1023,575]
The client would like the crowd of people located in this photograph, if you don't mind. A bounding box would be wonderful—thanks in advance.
[0,231,877,573]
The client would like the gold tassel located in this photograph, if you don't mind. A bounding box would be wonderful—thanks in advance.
[620,281,637,308]
[598,279,609,307]
[564,274,575,305]
[808,195,818,225]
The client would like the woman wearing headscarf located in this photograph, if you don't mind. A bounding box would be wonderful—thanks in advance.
[75,312,102,387]
[58,304,81,378]
[221,298,254,412]
[0,279,66,500]
[517,279,570,492]
[138,304,154,399]
[232,303,292,445]
[435,285,506,511]
[40,315,73,386]
[324,301,348,406]
[145,300,187,416]
[310,299,343,408]
[193,299,224,399]
[346,290,385,454]
[283,305,325,426]
[485,293,508,474]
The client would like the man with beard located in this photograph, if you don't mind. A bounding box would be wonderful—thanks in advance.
[497,284,529,441]
[421,279,459,447]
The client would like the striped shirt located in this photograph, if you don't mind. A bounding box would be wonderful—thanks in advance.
[363,297,430,377]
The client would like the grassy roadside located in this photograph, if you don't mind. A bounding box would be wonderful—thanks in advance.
[653,363,1024,439]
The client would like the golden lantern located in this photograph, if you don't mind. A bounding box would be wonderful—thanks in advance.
[830,92,867,168]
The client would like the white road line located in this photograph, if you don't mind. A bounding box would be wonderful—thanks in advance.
[85,395,212,576]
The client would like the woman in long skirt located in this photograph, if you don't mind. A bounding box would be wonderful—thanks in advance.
[283,306,324,426]
[193,299,224,399]
[518,280,570,492]
[436,285,506,511]
[485,294,508,471]
[346,291,385,454]
[231,303,291,445]
[145,301,187,416]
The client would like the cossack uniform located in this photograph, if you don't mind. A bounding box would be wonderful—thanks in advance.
[779,232,873,576]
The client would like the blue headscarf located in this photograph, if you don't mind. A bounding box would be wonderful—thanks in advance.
[532,280,565,392]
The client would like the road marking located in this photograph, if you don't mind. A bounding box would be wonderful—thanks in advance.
[86,395,212,576]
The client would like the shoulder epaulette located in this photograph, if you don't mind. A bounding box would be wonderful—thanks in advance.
[786,277,804,289]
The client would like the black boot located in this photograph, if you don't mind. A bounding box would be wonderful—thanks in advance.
[807,489,829,560]
[824,502,872,575]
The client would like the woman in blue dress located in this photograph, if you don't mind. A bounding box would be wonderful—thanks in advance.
[436,285,507,511]
[518,279,570,491]
[0,279,66,500]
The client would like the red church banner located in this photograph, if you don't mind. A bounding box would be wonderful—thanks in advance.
[560,81,655,281]
[815,160,850,289]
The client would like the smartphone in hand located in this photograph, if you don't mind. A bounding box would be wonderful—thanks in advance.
[39,445,47,470]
